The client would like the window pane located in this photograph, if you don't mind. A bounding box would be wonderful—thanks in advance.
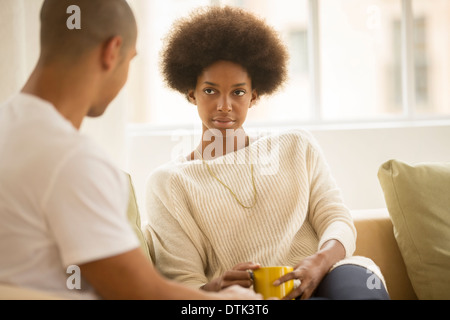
[413,0,450,116]
[319,0,402,120]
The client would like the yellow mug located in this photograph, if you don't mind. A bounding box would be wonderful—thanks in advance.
[252,266,294,300]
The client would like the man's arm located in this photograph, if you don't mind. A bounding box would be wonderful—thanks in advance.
[80,248,261,300]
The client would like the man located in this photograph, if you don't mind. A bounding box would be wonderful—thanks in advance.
[0,0,261,300]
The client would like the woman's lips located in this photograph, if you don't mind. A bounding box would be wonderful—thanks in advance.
[212,118,235,128]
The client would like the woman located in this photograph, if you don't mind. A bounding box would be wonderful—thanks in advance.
[145,6,389,300]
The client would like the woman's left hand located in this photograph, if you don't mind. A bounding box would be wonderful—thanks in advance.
[273,240,346,300]
[273,253,329,300]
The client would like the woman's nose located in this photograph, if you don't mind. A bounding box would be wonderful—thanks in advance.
[217,96,232,112]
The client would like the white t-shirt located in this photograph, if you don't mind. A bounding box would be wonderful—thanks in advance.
[0,93,140,299]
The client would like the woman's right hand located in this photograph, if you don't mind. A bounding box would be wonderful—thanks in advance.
[201,262,261,292]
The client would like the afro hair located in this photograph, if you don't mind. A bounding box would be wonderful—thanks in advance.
[160,6,289,97]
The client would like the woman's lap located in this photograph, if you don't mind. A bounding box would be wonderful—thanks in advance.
[311,264,390,300]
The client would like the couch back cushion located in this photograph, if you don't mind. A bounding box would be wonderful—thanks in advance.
[125,173,152,262]
[378,160,450,300]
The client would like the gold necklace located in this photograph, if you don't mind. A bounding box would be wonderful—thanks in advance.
[196,148,257,209]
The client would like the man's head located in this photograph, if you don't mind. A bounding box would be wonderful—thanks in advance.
[39,0,138,117]
[40,0,137,63]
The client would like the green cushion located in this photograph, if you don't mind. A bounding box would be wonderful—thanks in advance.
[125,173,151,262]
[378,160,450,300]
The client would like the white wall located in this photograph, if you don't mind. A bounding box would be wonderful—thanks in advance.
[125,121,450,220]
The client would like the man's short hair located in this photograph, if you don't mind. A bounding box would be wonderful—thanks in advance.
[40,0,136,63]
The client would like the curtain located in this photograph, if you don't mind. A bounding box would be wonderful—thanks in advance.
[0,0,128,169]
[0,0,41,103]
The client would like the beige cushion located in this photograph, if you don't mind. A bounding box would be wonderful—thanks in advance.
[125,173,152,262]
[352,209,417,300]
[378,160,450,300]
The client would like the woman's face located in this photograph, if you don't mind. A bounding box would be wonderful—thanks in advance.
[188,60,258,137]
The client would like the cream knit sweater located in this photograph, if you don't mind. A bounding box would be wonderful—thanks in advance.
[145,129,384,289]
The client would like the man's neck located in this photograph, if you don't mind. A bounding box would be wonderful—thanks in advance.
[21,60,97,130]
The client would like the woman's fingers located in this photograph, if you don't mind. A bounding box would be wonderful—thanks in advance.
[272,270,298,286]
[221,269,254,288]
[232,262,261,271]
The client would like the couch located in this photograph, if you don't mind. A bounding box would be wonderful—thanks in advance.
[0,208,417,300]
[5,159,450,300]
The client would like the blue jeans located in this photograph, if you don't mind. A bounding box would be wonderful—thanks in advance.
[311,264,390,300]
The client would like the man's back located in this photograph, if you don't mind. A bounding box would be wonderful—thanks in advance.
[0,93,139,299]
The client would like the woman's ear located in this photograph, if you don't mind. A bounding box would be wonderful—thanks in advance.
[250,89,259,108]
[187,90,197,105]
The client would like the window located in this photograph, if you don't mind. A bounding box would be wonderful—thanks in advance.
[126,0,212,127]
[412,0,450,116]
[126,0,450,128]
[393,17,428,109]
[319,0,402,120]
[220,0,311,124]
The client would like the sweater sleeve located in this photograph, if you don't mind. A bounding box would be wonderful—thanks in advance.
[305,135,356,257]
[145,166,209,289]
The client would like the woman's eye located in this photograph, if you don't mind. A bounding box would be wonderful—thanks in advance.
[234,90,246,96]
[204,88,215,95]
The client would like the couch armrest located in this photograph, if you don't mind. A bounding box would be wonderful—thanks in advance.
[352,209,417,300]
[0,283,65,300]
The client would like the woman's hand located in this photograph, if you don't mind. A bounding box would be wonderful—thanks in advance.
[273,240,346,300]
[201,262,260,292]
[274,253,330,300]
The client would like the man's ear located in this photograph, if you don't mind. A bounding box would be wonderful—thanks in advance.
[101,36,123,71]
[187,90,197,105]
